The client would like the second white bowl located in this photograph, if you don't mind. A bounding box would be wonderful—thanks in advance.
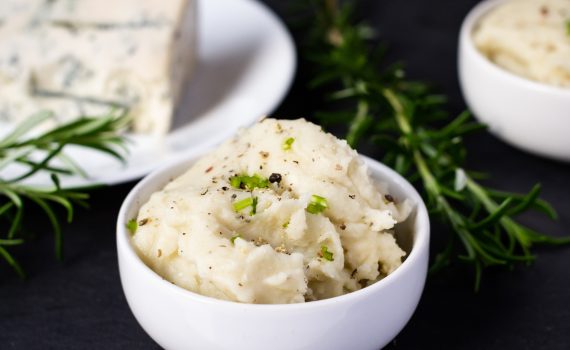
[459,0,570,161]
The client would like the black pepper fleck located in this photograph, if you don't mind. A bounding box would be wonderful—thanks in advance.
[385,194,395,203]
[139,218,149,226]
[269,173,282,184]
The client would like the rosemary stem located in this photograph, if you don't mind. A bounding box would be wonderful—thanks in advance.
[346,99,369,147]
[0,238,23,245]
[383,89,411,134]
[385,86,493,286]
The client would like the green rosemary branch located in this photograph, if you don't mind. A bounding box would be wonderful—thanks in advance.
[302,1,569,289]
[0,110,129,277]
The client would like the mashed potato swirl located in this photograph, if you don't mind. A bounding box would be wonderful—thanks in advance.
[131,119,411,304]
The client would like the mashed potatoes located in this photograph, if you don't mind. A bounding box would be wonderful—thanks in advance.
[472,0,570,88]
[131,119,411,304]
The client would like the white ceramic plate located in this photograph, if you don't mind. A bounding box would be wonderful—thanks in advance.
[4,0,295,187]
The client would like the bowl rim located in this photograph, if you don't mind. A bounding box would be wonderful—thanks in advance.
[461,0,570,96]
[117,151,430,310]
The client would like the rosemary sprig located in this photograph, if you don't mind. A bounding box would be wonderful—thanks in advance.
[302,1,569,289]
[0,110,129,277]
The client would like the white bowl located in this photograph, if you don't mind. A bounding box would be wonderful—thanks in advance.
[117,151,430,350]
[459,0,570,161]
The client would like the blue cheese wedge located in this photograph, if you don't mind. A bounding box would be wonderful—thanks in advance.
[0,0,196,134]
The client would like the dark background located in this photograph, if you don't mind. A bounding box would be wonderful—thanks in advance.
[1,0,569,349]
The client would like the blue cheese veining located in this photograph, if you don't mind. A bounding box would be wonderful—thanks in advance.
[0,0,196,134]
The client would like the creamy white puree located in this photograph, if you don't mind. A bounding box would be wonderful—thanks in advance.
[131,119,411,304]
[473,0,570,88]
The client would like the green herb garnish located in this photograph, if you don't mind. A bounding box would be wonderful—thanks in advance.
[126,219,138,235]
[306,195,328,214]
[566,19,570,36]
[233,196,258,216]
[282,220,290,228]
[233,197,254,211]
[320,245,334,261]
[282,137,295,150]
[300,1,570,290]
[0,110,128,277]
[230,234,242,245]
[230,174,269,190]
[250,196,258,215]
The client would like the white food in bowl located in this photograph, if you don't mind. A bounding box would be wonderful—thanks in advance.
[472,0,570,88]
[459,0,570,161]
[130,119,412,304]
[117,133,429,350]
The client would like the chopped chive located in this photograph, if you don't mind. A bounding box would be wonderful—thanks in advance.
[233,197,254,212]
[233,196,260,216]
[282,137,295,150]
[230,174,269,190]
[230,234,242,245]
[250,196,258,216]
[282,220,290,228]
[126,218,138,236]
[320,245,334,261]
[230,176,242,188]
[306,195,328,214]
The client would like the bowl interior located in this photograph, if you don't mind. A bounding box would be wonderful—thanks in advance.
[117,151,429,306]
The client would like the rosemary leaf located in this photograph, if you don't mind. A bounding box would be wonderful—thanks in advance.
[0,110,129,276]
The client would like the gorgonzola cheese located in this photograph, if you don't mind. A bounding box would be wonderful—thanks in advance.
[0,0,196,134]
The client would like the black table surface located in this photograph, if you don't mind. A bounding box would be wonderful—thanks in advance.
[1,1,569,349]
